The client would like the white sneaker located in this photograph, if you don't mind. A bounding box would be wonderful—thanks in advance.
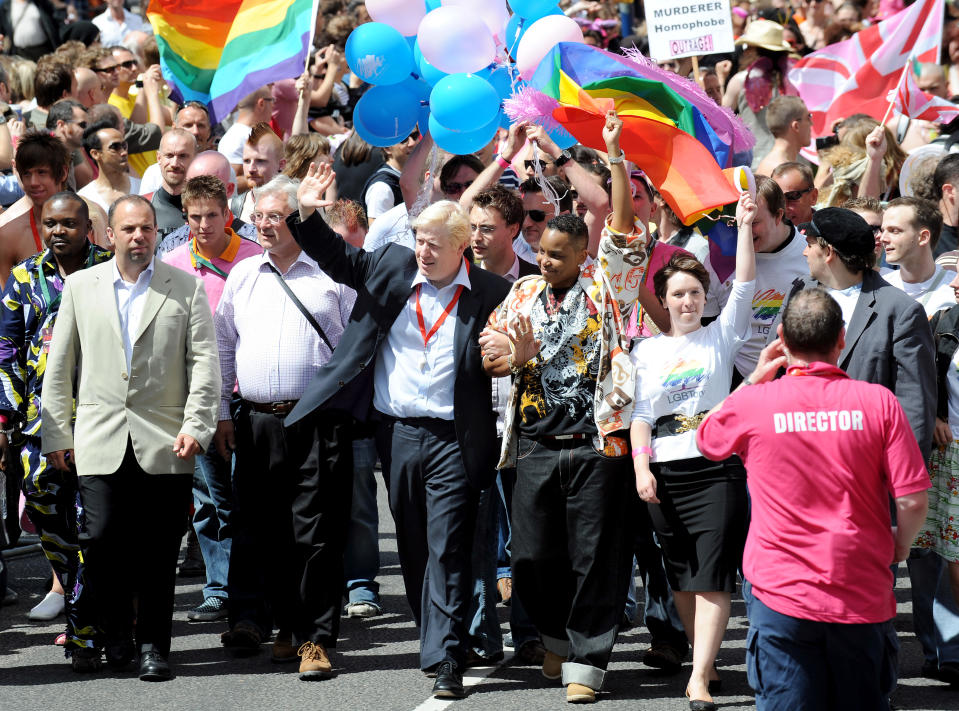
[345,601,381,618]
[28,591,64,621]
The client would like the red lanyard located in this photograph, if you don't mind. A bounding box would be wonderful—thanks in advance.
[414,260,469,347]
[29,210,41,252]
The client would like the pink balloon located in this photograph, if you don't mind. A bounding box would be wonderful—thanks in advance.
[417,7,496,75]
[367,0,427,37]
[441,0,509,41]
[515,14,584,80]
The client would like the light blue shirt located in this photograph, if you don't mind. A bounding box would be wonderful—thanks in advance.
[112,258,155,373]
[373,259,471,420]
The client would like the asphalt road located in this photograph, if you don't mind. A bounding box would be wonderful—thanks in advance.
[2,482,959,711]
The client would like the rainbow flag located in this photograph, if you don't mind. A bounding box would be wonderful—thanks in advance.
[518,43,745,225]
[147,0,317,124]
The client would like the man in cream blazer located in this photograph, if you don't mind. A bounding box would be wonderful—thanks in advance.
[42,195,220,681]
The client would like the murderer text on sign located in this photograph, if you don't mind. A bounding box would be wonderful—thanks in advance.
[645,0,735,61]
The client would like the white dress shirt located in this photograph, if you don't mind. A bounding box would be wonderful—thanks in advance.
[373,260,471,420]
[112,257,155,373]
[92,8,147,48]
[214,249,356,419]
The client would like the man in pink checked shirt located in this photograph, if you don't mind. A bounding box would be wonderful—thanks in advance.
[161,174,261,627]
[212,173,356,681]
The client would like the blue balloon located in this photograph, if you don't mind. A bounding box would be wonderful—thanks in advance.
[485,66,517,102]
[548,124,578,150]
[430,74,500,133]
[503,8,562,54]
[425,0,441,9]
[354,84,420,146]
[429,113,500,155]
[508,0,560,18]
[413,41,447,86]
[345,22,414,86]
[400,76,433,133]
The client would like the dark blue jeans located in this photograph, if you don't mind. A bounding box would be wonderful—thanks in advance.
[744,582,898,711]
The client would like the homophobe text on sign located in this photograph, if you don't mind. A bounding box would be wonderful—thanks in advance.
[645,0,735,61]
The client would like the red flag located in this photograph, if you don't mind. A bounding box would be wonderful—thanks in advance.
[788,0,943,136]
[889,67,959,124]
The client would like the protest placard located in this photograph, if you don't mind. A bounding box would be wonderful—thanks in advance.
[645,0,735,61]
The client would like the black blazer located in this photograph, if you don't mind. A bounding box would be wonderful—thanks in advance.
[517,255,540,278]
[285,210,510,488]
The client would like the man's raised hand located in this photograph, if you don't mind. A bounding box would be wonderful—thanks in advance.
[297,161,336,220]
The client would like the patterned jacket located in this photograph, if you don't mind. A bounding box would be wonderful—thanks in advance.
[488,216,651,468]
[0,245,113,435]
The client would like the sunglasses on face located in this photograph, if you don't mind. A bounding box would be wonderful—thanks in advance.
[783,187,814,202]
[524,159,548,171]
[525,209,547,222]
[94,64,119,74]
[442,180,473,194]
[118,59,138,70]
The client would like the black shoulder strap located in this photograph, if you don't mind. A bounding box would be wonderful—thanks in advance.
[267,264,334,352]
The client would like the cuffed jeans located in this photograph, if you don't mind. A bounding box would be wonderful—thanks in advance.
[511,436,633,691]
[745,582,898,711]
[344,437,380,607]
[193,447,233,601]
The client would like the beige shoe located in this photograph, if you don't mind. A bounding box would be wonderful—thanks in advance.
[272,634,298,664]
[566,683,596,703]
[542,650,564,680]
[297,641,333,680]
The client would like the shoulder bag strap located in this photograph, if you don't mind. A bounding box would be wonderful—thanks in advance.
[267,264,334,352]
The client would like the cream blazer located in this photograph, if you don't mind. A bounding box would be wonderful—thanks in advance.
[41,259,220,475]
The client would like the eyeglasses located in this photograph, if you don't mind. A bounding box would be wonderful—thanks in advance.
[524,159,548,171]
[94,64,119,74]
[470,224,497,235]
[118,59,138,70]
[525,209,546,222]
[251,211,290,225]
[442,180,473,194]
[783,187,814,202]
[107,141,128,152]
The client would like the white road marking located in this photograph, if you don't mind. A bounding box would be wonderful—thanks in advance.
[410,652,514,711]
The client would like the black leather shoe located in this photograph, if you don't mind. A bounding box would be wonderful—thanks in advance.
[139,650,172,681]
[105,640,135,670]
[432,660,465,698]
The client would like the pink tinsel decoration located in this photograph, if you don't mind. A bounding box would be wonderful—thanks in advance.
[621,46,755,154]
[503,84,564,133]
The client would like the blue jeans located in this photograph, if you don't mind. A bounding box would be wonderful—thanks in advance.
[344,437,380,606]
[193,447,234,601]
[468,470,540,658]
[907,547,959,665]
[745,584,898,711]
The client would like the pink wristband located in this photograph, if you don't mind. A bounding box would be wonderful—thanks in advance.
[632,446,653,459]
[495,154,510,169]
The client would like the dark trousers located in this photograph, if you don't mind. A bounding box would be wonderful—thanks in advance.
[511,436,633,690]
[376,416,479,670]
[76,442,192,657]
[744,582,898,711]
[228,407,353,646]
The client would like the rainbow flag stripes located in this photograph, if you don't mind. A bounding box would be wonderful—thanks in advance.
[147,0,316,123]
[528,42,742,225]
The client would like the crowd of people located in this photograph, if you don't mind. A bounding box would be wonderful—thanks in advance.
[1,1,959,710]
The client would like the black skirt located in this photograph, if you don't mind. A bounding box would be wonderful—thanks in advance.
[647,455,748,593]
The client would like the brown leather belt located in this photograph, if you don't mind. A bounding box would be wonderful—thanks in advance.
[248,400,299,415]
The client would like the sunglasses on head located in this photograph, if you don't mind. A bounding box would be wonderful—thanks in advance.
[442,180,473,194]
[784,186,814,202]
[525,209,547,222]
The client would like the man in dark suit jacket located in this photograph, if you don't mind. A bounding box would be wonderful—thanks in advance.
[286,164,510,699]
[782,207,935,457]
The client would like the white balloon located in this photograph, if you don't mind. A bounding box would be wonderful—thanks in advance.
[516,14,584,80]
[441,0,509,40]
[417,7,496,75]
[366,0,427,37]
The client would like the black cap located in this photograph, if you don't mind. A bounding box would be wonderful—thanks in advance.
[798,207,875,258]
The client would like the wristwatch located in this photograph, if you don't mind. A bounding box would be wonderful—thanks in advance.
[553,149,572,168]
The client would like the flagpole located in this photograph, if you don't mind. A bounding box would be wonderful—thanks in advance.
[880,58,913,125]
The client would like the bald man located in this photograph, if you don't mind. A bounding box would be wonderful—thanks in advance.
[232,123,285,222]
[74,68,106,110]
[150,129,198,238]
[155,150,257,257]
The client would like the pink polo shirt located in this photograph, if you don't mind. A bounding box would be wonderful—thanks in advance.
[697,362,930,624]
[162,230,262,311]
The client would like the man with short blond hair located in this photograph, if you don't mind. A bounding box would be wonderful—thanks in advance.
[756,96,813,176]
[233,123,285,222]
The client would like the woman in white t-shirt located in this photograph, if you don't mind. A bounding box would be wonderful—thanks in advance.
[629,192,757,708]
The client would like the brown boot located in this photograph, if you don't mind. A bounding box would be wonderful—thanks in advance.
[297,641,334,680]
